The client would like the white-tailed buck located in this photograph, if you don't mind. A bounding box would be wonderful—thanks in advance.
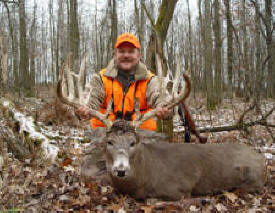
[57,54,266,200]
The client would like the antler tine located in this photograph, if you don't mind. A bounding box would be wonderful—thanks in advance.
[103,98,114,131]
[57,55,114,130]
[131,99,141,129]
[171,56,181,97]
[134,98,141,120]
[165,72,191,109]
[132,73,191,129]
[88,99,113,131]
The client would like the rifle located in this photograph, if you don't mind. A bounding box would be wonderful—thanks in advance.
[178,102,207,143]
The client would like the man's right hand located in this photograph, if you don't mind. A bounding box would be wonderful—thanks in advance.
[76,106,91,120]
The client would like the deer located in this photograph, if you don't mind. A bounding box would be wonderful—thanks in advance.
[57,54,266,201]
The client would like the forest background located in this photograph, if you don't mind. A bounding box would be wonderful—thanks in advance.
[0,0,274,108]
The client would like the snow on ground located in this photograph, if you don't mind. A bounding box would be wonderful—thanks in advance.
[0,98,59,161]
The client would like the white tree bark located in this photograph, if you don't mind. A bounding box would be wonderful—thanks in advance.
[0,30,8,84]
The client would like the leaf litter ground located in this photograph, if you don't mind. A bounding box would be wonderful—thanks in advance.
[0,97,274,212]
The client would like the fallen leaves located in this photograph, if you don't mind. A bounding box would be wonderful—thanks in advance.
[223,191,238,203]
[0,97,273,212]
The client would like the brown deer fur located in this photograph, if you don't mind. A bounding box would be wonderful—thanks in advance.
[104,121,266,201]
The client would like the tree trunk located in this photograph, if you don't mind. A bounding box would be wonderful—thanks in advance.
[204,1,214,109]
[144,0,179,138]
[265,0,273,98]
[198,0,205,92]
[224,0,233,98]
[18,0,30,94]
[111,0,118,48]
[213,0,222,104]
[29,2,37,87]
[69,0,80,72]
[134,0,144,57]
[49,0,55,82]
[3,1,18,88]
[186,0,193,74]
[254,5,262,101]
[272,9,275,98]
[0,30,8,87]
[241,0,250,101]
[140,0,145,56]
[145,0,179,74]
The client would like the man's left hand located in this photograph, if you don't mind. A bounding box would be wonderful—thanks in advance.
[156,107,172,120]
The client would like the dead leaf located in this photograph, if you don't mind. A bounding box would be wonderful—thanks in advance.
[140,205,154,213]
[63,165,75,172]
[107,204,123,211]
[59,194,71,204]
[189,205,200,212]
[215,203,227,212]
[223,191,238,203]
[61,157,73,167]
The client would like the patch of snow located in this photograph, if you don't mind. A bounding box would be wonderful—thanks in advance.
[2,100,11,107]
[12,110,59,162]
[74,143,81,149]
[264,153,273,160]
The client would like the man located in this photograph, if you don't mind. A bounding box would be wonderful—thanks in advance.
[77,33,171,131]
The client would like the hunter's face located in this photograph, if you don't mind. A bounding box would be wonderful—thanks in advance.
[114,42,141,72]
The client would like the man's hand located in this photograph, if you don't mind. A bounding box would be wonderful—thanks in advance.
[76,106,91,120]
[155,107,172,120]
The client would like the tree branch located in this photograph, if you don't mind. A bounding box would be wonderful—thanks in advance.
[249,0,267,26]
[140,1,155,28]
[196,106,275,133]
[0,0,18,4]
[198,120,274,133]
[237,103,256,124]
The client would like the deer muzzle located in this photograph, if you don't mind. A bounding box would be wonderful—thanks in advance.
[112,150,130,178]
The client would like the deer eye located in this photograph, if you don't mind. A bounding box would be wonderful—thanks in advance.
[107,141,113,146]
[130,141,136,147]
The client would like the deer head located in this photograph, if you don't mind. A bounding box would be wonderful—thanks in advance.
[104,120,139,177]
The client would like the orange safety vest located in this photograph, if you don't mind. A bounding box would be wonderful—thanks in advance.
[90,69,157,131]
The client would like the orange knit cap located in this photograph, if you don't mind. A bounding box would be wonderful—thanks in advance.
[115,33,141,49]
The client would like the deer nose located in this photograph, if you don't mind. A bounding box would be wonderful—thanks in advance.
[117,170,126,177]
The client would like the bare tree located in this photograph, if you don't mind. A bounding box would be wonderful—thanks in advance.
[264,0,273,98]
[68,0,80,72]
[241,0,250,100]
[254,3,262,101]
[0,29,8,87]
[18,0,30,93]
[143,0,179,136]
[224,0,233,98]
[49,0,55,82]
[186,0,193,79]
[111,0,117,48]
[213,0,222,104]
[204,0,214,109]
[2,1,18,87]
[29,2,37,87]
[144,0,179,74]
[250,0,274,98]
[198,0,206,92]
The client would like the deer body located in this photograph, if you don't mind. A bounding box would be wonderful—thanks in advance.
[106,129,266,200]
